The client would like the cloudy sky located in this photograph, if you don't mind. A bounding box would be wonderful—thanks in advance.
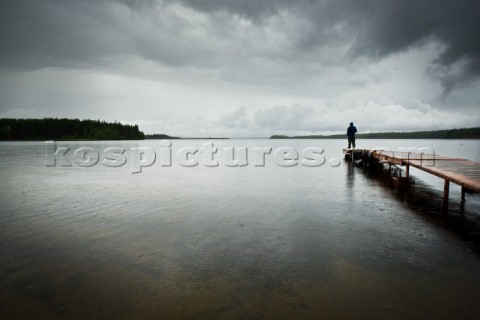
[1,0,479,137]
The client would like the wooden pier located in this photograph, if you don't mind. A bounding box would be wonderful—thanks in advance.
[343,148,480,205]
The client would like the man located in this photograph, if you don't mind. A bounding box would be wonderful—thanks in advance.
[347,122,357,148]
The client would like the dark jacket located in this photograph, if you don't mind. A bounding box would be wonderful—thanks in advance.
[347,125,357,137]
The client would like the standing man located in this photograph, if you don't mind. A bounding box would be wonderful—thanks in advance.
[347,122,357,148]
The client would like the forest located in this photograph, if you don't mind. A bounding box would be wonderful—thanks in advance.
[0,118,145,140]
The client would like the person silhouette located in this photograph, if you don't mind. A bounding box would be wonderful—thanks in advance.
[347,122,357,148]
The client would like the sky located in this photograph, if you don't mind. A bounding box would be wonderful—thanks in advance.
[0,0,479,137]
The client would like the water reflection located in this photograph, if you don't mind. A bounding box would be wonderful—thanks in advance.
[344,159,357,213]
[1,140,480,319]
[356,161,480,253]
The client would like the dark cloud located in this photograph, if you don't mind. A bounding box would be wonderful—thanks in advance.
[0,0,127,70]
[342,0,480,92]
[0,0,479,91]
[0,0,239,71]
[173,0,297,21]
[174,0,480,90]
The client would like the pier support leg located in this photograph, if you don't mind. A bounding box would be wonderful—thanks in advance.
[443,180,450,207]
[461,186,466,202]
[406,164,410,178]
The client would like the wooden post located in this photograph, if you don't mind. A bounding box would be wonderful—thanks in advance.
[406,164,410,178]
[461,186,466,202]
[443,180,450,206]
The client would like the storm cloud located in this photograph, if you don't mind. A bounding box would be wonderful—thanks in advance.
[175,0,480,91]
[2,0,480,87]
[0,0,479,136]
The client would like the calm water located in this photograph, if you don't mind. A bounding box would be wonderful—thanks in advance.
[1,139,480,319]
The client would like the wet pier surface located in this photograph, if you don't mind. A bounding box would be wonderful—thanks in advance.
[343,148,480,204]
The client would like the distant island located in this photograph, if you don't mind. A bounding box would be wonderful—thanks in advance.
[0,118,145,140]
[145,134,179,139]
[145,134,228,140]
[271,127,480,139]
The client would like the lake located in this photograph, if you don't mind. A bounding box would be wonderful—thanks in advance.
[1,139,480,319]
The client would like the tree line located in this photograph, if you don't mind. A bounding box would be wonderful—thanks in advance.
[144,134,178,139]
[0,118,145,140]
[271,127,480,139]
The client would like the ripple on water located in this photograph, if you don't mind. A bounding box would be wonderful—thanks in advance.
[1,140,480,319]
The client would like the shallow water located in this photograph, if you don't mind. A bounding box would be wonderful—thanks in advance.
[1,139,480,319]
